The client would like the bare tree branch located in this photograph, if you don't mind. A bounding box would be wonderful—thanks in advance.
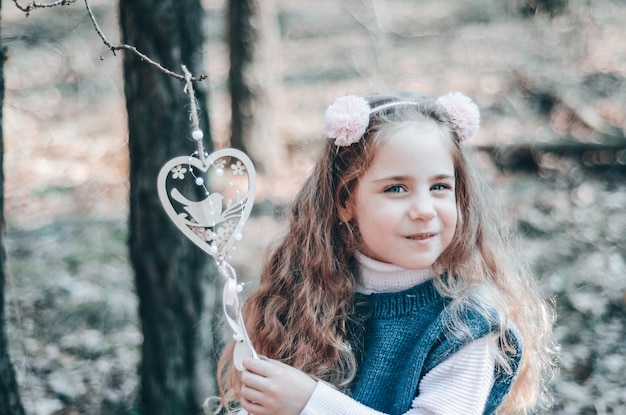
[12,0,207,82]
[13,0,77,15]
[83,0,206,82]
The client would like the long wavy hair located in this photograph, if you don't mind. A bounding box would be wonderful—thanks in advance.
[216,93,558,414]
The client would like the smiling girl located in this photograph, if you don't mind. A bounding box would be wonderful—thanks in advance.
[216,92,557,415]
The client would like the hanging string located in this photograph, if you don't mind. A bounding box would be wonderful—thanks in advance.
[182,64,208,166]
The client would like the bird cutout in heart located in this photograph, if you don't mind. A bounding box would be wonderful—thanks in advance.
[157,148,258,370]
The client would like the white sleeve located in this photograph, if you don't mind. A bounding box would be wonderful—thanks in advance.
[300,381,386,415]
[300,336,495,415]
[411,335,496,415]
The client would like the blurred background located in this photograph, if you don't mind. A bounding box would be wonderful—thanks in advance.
[2,0,625,414]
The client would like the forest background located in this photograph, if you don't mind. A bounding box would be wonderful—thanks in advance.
[2,0,626,414]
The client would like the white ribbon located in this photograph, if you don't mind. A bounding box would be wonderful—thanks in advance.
[218,260,258,370]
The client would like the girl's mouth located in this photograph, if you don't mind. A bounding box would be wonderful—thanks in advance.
[407,232,436,240]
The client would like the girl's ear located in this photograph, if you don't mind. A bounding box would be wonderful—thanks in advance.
[337,197,354,223]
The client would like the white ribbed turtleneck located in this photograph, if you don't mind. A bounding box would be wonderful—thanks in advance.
[355,253,435,294]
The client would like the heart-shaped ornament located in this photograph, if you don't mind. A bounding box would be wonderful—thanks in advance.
[157,148,257,260]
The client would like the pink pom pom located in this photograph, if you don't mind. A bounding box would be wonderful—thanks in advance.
[436,92,480,142]
[322,95,371,146]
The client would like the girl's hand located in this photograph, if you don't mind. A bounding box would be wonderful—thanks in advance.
[240,357,317,415]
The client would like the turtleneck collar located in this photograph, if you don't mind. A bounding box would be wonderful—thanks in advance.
[355,252,436,294]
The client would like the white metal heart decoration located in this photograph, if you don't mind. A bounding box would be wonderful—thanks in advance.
[157,148,256,260]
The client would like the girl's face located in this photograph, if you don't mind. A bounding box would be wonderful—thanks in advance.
[341,120,458,270]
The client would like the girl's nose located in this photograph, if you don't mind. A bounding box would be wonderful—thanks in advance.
[408,194,436,221]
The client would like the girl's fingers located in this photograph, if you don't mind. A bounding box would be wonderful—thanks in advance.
[240,381,265,414]
[240,395,266,415]
[240,369,268,392]
[240,357,317,415]
[240,382,264,402]
[242,356,274,376]
[243,357,300,379]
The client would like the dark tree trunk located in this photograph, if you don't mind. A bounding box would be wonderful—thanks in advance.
[228,0,285,174]
[228,0,255,153]
[0,0,27,411]
[119,1,221,414]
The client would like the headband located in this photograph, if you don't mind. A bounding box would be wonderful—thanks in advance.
[322,92,480,146]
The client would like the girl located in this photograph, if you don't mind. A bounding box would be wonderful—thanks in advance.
[216,91,557,415]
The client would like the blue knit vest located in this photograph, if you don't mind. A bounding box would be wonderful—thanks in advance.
[347,280,522,415]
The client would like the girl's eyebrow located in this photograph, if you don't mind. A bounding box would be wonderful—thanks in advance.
[432,174,455,181]
[373,174,455,183]
[372,175,412,183]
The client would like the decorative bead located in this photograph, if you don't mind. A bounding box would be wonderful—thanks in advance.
[210,245,218,253]
[236,284,243,293]
[195,177,204,186]
[216,168,224,177]
[235,233,243,241]
[192,129,204,141]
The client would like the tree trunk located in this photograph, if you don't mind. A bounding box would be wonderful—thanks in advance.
[119,2,221,414]
[0,0,27,411]
[228,0,285,175]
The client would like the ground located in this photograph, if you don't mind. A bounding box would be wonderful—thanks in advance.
[2,0,626,414]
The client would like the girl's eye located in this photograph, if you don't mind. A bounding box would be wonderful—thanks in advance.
[431,183,452,191]
[384,185,407,193]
